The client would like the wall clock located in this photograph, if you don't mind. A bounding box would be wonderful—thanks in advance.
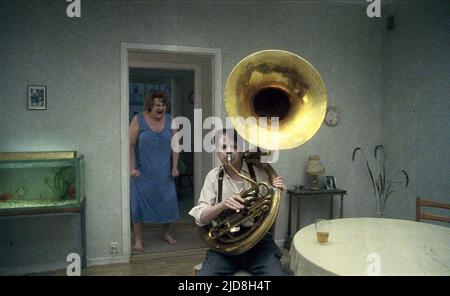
[324,106,340,126]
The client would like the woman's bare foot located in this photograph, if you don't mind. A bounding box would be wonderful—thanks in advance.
[163,234,177,246]
[133,240,144,253]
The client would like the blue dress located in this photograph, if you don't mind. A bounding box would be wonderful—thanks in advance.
[131,113,180,223]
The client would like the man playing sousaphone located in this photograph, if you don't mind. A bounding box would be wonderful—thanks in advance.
[189,129,287,276]
[190,49,327,275]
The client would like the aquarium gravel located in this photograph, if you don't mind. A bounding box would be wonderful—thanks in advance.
[0,199,78,210]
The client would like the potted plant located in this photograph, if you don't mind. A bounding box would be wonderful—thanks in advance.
[352,145,409,218]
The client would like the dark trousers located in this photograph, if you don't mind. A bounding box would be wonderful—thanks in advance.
[198,233,285,276]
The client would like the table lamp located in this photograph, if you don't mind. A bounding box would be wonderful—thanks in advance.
[307,155,325,191]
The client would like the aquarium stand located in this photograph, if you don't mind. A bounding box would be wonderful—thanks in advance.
[0,199,87,270]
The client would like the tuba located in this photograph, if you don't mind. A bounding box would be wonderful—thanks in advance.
[199,50,327,255]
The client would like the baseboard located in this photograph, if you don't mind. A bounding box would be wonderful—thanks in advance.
[87,255,129,267]
[0,262,66,276]
[130,247,208,261]
[86,239,285,267]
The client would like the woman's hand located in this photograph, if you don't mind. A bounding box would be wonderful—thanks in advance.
[172,167,180,178]
[221,194,245,211]
[131,168,140,178]
[272,176,287,192]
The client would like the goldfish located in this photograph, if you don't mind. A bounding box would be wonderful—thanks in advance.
[0,192,11,202]
[66,186,76,199]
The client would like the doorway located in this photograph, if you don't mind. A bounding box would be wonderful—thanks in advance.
[128,67,195,223]
[121,44,222,258]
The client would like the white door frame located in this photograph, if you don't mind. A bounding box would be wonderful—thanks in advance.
[120,43,222,259]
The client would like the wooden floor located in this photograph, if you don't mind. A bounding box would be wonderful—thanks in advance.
[85,248,210,276]
[38,208,293,276]
[132,222,206,254]
[40,247,292,276]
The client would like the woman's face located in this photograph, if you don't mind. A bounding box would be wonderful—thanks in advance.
[149,98,166,119]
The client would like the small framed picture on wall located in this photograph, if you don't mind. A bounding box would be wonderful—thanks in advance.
[325,176,337,189]
[27,85,47,110]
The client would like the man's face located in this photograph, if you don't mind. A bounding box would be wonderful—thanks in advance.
[216,133,242,167]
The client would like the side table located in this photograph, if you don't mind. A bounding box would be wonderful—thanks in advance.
[285,188,347,248]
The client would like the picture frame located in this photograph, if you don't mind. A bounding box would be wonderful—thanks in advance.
[27,85,47,110]
[325,176,337,189]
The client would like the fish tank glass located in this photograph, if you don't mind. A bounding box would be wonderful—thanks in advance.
[0,151,85,214]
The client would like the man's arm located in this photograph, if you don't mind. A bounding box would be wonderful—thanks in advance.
[189,171,246,226]
[189,172,217,226]
[199,194,245,225]
[199,202,225,225]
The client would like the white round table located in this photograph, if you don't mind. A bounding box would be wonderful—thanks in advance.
[290,218,450,276]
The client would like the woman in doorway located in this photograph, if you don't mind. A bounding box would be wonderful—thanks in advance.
[129,92,180,252]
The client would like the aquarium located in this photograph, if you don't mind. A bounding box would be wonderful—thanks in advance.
[0,151,85,214]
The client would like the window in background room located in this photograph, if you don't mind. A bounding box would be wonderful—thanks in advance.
[128,77,173,123]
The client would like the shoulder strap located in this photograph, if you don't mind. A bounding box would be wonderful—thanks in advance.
[218,166,225,203]
[137,113,147,132]
[165,114,172,129]
[247,161,257,182]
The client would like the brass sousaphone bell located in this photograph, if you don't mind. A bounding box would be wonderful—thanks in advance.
[199,50,327,255]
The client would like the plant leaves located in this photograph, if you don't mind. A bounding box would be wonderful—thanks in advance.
[353,145,410,213]
[379,173,384,194]
[352,147,361,162]
[384,190,395,205]
[366,160,377,196]
[401,170,409,188]
[374,145,384,159]
[376,178,382,201]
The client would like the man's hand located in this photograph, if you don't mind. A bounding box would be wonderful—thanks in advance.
[221,194,245,211]
[272,176,287,192]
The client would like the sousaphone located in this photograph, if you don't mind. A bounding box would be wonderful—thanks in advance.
[199,50,327,255]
